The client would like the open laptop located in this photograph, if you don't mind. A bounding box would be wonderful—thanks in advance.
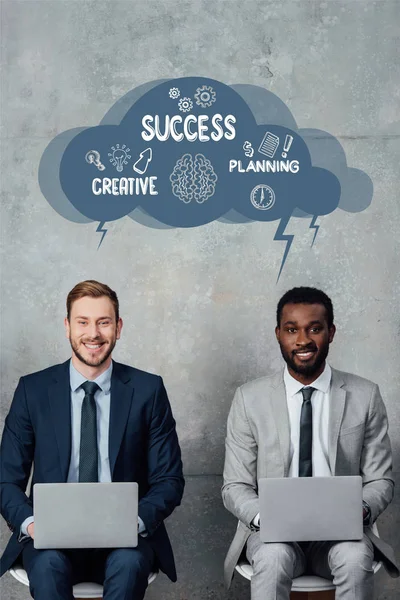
[33,482,138,549]
[258,476,363,543]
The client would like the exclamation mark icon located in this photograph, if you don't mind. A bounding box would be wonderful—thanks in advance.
[281,135,293,158]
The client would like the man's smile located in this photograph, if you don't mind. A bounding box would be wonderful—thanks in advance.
[292,349,317,361]
[82,341,107,351]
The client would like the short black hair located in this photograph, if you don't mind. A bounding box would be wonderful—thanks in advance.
[276,287,334,327]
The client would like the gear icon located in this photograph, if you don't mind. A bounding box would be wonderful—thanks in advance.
[194,85,217,108]
[169,87,180,100]
[178,97,193,113]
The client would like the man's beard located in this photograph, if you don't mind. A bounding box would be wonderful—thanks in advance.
[70,338,116,368]
[279,342,329,377]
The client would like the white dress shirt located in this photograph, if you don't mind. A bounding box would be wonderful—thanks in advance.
[284,362,332,477]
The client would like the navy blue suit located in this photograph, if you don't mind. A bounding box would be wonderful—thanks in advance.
[0,360,184,591]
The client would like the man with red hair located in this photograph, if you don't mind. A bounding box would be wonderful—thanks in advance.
[0,280,184,600]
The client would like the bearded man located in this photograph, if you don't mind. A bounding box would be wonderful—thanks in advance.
[0,280,184,600]
[222,286,398,600]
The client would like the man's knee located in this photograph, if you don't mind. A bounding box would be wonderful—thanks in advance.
[329,539,374,574]
[30,549,71,578]
[27,549,72,596]
[252,542,296,572]
[106,548,151,580]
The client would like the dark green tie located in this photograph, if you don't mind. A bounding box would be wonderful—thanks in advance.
[79,381,100,482]
[299,387,315,477]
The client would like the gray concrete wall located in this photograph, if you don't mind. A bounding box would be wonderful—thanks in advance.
[1,1,399,598]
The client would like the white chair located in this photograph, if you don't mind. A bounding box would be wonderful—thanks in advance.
[9,564,157,599]
[235,523,382,598]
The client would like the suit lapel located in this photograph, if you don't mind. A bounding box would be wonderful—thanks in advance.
[328,368,346,474]
[109,362,134,477]
[269,371,290,476]
[48,361,72,481]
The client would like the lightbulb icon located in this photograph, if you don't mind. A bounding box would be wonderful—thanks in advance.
[108,144,131,172]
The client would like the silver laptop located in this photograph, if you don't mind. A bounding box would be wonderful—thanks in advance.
[259,476,363,542]
[34,482,138,549]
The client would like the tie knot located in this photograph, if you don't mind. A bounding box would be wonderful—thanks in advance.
[81,381,100,396]
[301,387,315,402]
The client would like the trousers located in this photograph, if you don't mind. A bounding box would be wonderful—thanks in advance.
[21,537,155,600]
[246,532,374,600]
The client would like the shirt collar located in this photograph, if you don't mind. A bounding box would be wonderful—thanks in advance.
[69,359,113,394]
[284,362,332,397]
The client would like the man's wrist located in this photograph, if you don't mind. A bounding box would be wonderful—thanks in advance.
[138,516,148,537]
[251,513,260,530]
[19,516,34,542]
[20,516,34,536]
[362,501,372,525]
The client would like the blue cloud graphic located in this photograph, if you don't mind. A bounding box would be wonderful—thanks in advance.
[38,76,373,275]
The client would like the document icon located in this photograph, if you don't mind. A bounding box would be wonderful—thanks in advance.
[258,132,280,158]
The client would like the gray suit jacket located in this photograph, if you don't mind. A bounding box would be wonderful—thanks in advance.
[222,368,399,587]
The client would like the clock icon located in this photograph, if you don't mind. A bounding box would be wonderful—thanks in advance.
[250,184,275,210]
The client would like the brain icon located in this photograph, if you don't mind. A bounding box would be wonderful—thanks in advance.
[170,153,218,204]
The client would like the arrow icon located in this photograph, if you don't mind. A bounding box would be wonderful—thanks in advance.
[133,148,153,174]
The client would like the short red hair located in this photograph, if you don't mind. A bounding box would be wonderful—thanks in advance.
[66,280,119,321]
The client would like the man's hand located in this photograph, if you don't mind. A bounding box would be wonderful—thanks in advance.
[27,522,34,539]
[251,513,260,530]
[362,501,371,525]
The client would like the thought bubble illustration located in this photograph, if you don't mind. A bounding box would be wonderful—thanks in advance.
[39,76,373,278]
[170,153,218,204]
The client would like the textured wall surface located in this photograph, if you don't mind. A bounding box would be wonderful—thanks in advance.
[1,1,399,598]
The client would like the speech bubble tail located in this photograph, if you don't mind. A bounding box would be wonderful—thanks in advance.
[96,222,108,249]
[274,214,294,282]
